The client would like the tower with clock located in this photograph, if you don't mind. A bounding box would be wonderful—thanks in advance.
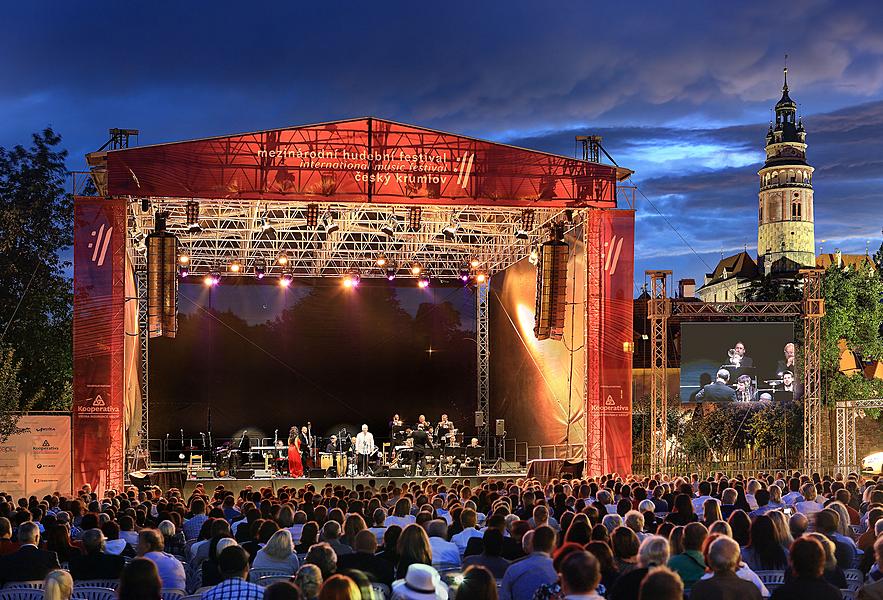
[757,67,815,275]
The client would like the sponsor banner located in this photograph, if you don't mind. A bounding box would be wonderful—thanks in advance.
[105,118,618,208]
[73,197,126,493]
[0,415,71,498]
[600,210,635,475]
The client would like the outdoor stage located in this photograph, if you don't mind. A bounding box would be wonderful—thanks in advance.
[180,472,528,495]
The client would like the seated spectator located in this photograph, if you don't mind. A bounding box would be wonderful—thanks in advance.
[202,545,265,600]
[391,563,448,600]
[798,533,847,589]
[666,522,707,594]
[377,525,403,566]
[119,515,140,547]
[454,565,496,600]
[43,569,73,600]
[254,529,300,574]
[858,536,883,600]
[771,536,843,600]
[68,528,125,580]
[0,517,19,556]
[611,526,640,575]
[698,533,769,596]
[201,537,239,587]
[789,513,808,540]
[264,580,302,600]
[464,514,523,560]
[815,509,856,570]
[396,524,433,580]
[321,521,353,558]
[559,550,604,600]
[103,521,137,557]
[602,513,624,534]
[499,525,557,600]
[666,494,699,526]
[385,499,416,528]
[462,528,510,580]
[118,557,163,600]
[44,523,84,564]
[586,541,619,594]
[336,529,395,586]
[742,515,788,571]
[610,535,669,600]
[426,520,459,568]
[137,528,186,590]
[690,536,762,600]
[728,510,751,546]
[793,484,824,516]
[0,521,60,584]
[451,509,482,558]
[296,522,320,555]
[158,520,186,557]
[295,564,324,600]
[639,566,683,600]
[369,508,388,546]
[306,542,338,580]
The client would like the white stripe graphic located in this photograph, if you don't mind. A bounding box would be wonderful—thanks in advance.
[97,227,113,267]
[604,235,616,271]
[462,153,474,189]
[609,237,623,277]
[91,224,105,262]
[456,154,466,186]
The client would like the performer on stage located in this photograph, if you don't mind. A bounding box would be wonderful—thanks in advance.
[436,414,453,446]
[299,424,313,469]
[355,424,375,475]
[390,414,404,428]
[239,429,252,465]
[325,435,339,453]
[288,428,303,477]
[410,425,431,475]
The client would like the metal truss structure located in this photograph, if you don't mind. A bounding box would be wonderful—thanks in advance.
[801,269,825,473]
[646,271,671,474]
[476,280,491,448]
[129,200,570,281]
[835,398,883,473]
[645,270,824,473]
[584,213,605,472]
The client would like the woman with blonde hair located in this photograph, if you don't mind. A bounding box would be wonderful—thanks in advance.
[254,528,300,574]
[766,510,793,549]
[827,502,853,538]
[396,523,433,579]
[295,564,324,600]
[43,569,73,600]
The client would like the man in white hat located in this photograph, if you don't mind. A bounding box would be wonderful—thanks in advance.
[391,563,448,600]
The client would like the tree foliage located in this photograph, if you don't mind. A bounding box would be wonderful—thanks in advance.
[0,347,37,441]
[0,128,72,411]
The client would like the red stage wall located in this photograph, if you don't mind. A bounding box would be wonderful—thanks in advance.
[73,197,126,493]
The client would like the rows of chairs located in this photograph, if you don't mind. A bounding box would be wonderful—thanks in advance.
[754,568,866,597]
[0,581,186,600]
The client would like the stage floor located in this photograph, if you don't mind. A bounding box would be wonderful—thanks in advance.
[182,473,526,495]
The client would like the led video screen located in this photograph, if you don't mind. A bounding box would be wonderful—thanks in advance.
[680,322,797,403]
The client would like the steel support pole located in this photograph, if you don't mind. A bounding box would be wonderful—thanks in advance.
[647,270,671,474]
[476,280,491,450]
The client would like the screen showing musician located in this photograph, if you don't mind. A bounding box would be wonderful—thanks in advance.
[680,322,795,403]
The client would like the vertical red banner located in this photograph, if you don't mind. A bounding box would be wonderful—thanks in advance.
[599,210,635,475]
[73,197,126,493]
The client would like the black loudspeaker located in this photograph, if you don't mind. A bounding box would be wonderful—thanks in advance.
[459,466,478,476]
[308,468,326,479]
[495,419,506,436]
[475,411,484,428]
[194,469,214,479]
[534,239,569,340]
[387,468,406,477]
[233,469,254,479]
[147,214,178,339]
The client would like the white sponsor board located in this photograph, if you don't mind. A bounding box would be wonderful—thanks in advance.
[0,415,72,498]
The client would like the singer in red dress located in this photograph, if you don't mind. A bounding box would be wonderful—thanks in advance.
[288,428,303,477]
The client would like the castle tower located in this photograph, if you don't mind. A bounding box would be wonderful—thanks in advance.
[757,67,815,274]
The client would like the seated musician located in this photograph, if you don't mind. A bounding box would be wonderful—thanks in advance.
[436,414,453,445]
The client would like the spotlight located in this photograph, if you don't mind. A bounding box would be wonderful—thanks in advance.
[380,215,397,238]
[417,273,431,289]
[385,267,397,281]
[343,269,361,288]
[254,259,266,280]
[279,272,293,288]
[442,221,458,240]
[258,216,274,234]
[204,271,220,287]
[407,206,422,231]
[469,257,481,268]
[322,212,339,234]
[178,252,190,265]
[459,266,471,283]
[515,209,535,240]
[178,264,189,278]
[186,201,201,233]
[375,254,388,268]
[475,271,488,284]
[133,232,147,253]
[410,262,423,276]
[277,252,289,266]
[306,203,320,227]
[228,258,242,273]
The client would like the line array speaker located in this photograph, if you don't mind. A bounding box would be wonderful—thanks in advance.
[534,239,569,340]
[147,214,178,338]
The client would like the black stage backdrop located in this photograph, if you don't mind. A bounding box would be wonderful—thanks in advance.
[149,279,477,442]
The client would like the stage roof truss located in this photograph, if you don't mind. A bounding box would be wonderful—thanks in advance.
[129,198,573,278]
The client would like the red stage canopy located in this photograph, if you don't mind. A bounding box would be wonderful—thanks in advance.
[101,117,620,207]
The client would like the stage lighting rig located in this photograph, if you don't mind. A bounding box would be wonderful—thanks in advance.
[475,271,488,284]
[228,258,242,273]
[343,268,361,288]
[470,257,481,268]
[417,273,431,288]
[380,215,398,238]
[410,261,423,276]
[178,264,189,278]
[254,259,267,280]
[322,211,339,234]
[385,266,397,281]
[185,201,202,233]
[459,266,471,282]
[204,270,221,287]
[279,272,293,287]
[277,251,289,266]
[375,254,388,268]
[178,252,190,265]
[515,209,535,240]
[306,203,320,227]
[408,206,422,231]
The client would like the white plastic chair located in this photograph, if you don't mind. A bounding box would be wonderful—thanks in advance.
[259,575,293,587]
[71,588,116,600]
[248,568,290,583]
[754,570,785,592]
[844,569,864,592]
[0,590,44,600]
[74,580,119,591]
[0,583,43,590]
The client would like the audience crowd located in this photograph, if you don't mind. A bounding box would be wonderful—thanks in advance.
[0,469,881,600]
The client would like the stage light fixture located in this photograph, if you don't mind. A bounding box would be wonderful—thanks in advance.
[375,254,388,268]
[343,269,361,288]
[385,267,397,281]
[459,267,471,283]
[322,212,339,234]
[470,257,481,268]
[228,258,242,273]
[417,273,431,289]
[279,272,293,288]
[380,215,397,238]
[442,222,459,240]
[254,260,266,280]
[185,201,202,233]
[410,261,423,276]
[528,245,540,265]
[258,216,275,234]
[306,203,320,227]
[178,264,189,278]
[277,252,289,266]
[133,232,147,253]
[475,271,488,284]
[515,209,535,240]
[204,270,220,287]
[408,206,422,231]
[178,252,190,265]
